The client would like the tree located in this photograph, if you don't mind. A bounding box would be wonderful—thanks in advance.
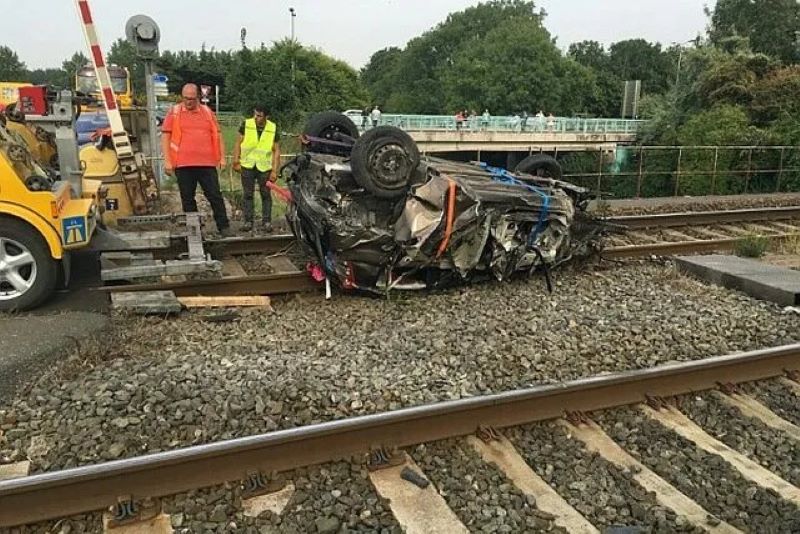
[368,0,543,113]
[361,47,402,107]
[708,0,800,64]
[569,41,625,117]
[443,18,593,115]
[0,46,27,80]
[60,52,90,89]
[568,40,609,71]
[608,39,674,95]
[226,40,368,126]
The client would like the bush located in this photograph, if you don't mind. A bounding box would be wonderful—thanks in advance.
[734,235,769,258]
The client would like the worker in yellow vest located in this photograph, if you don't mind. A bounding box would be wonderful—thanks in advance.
[232,104,281,233]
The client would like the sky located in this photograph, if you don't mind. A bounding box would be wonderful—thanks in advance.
[7,0,712,71]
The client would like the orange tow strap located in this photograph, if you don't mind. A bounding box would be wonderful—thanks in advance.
[436,178,457,259]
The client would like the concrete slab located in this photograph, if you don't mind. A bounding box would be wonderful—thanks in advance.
[675,255,800,306]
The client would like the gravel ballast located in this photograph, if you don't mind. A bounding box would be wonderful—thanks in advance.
[680,392,800,486]
[507,423,703,532]
[410,439,556,533]
[162,461,401,533]
[744,380,800,427]
[597,407,800,532]
[2,262,800,474]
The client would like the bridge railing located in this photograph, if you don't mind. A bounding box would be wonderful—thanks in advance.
[359,114,645,135]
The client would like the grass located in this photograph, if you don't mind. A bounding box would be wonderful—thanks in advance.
[734,235,770,258]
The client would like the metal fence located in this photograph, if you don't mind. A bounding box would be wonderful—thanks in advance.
[559,145,800,199]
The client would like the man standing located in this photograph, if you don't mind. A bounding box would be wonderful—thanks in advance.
[232,105,281,233]
[370,105,381,128]
[161,84,231,236]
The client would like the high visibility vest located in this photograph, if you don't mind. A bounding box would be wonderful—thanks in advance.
[240,118,277,172]
[168,104,221,166]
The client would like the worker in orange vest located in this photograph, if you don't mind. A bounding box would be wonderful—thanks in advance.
[161,83,232,237]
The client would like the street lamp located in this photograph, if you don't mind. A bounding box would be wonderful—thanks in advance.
[673,39,696,88]
[289,7,296,41]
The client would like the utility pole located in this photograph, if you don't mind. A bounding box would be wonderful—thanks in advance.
[290,7,297,98]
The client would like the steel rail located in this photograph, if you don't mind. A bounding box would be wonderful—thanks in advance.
[97,271,319,297]
[606,206,800,229]
[204,235,296,257]
[604,233,800,259]
[1,344,798,526]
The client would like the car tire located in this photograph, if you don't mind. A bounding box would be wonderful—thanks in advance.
[0,218,58,311]
[350,126,420,199]
[515,154,563,180]
[303,112,360,156]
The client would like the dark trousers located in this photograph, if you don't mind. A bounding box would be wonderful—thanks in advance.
[240,167,273,223]
[175,166,229,230]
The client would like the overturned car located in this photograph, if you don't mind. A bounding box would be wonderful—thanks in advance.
[284,112,602,293]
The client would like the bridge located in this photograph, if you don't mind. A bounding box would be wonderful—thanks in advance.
[367,114,644,155]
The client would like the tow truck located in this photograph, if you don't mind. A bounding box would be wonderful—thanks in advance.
[0,89,101,311]
[0,0,160,310]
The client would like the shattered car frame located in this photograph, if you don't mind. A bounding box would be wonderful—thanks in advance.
[285,114,600,294]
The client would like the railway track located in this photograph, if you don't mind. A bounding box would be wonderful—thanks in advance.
[0,344,798,530]
[99,206,800,299]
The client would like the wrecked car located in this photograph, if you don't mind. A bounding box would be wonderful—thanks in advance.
[284,112,601,293]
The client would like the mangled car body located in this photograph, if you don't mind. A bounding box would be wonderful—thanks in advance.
[285,112,600,293]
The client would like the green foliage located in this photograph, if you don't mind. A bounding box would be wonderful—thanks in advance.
[442,18,591,114]
[60,52,90,88]
[734,235,770,258]
[360,47,402,107]
[363,0,547,113]
[708,0,800,64]
[0,46,26,80]
[608,39,675,94]
[225,40,367,127]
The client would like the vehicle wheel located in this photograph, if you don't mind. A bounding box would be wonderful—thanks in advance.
[515,154,563,180]
[350,126,420,199]
[303,111,360,155]
[0,219,58,311]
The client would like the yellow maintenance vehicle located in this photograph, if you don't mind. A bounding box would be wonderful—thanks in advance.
[0,82,32,111]
[76,64,134,111]
[0,89,101,311]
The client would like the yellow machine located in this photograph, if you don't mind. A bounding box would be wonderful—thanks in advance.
[4,119,57,169]
[76,65,134,110]
[0,82,32,109]
[0,119,99,311]
[78,109,157,225]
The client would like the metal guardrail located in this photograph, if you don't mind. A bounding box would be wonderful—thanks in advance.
[357,114,645,134]
[216,112,645,135]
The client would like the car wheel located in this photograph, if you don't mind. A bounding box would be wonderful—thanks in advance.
[303,111,360,156]
[515,154,563,180]
[0,219,58,311]
[350,126,420,199]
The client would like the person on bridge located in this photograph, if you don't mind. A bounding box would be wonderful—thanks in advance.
[535,110,545,132]
[232,104,281,233]
[371,106,382,128]
[162,83,231,237]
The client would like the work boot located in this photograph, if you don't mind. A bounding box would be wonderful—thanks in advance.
[219,227,235,238]
[241,222,253,233]
[262,222,274,234]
